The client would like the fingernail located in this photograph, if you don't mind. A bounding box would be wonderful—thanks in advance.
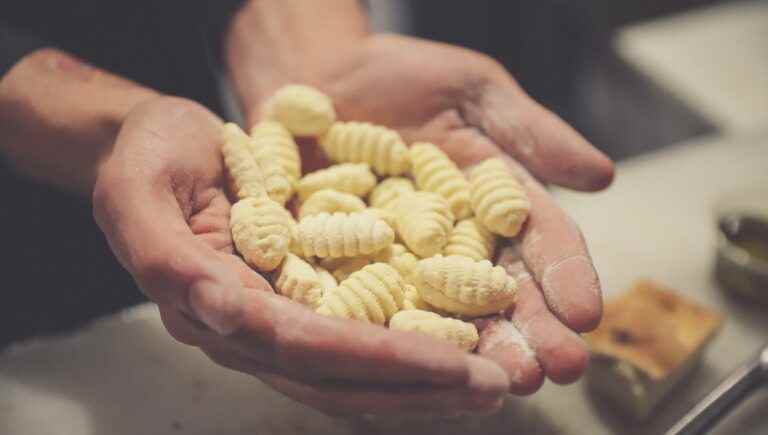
[542,255,601,330]
[463,355,509,411]
[188,279,245,335]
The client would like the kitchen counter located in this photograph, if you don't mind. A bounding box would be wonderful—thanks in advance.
[2,132,767,435]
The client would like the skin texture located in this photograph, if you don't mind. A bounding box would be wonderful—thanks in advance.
[0,48,157,194]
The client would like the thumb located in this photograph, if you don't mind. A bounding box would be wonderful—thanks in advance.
[93,174,244,335]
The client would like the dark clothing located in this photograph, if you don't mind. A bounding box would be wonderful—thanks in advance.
[1,1,245,112]
[0,1,245,347]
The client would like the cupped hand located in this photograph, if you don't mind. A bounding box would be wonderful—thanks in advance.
[93,95,509,417]
[236,34,615,395]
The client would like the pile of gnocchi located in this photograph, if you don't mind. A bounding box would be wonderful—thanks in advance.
[223,85,530,352]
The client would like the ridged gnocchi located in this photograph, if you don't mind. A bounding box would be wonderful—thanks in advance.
[412,255,517,316]
[318,256,371,282]
[395,192,454,258]
[263,84,336,136]
[444,218,497,261]
[299,189,367,219]
[390,310,479,351]
[230,197,294,272]
[246,139,293,205]
[274,253,324,309]
[403,284,430,311]
[373,243,419,281]
[320,122,410,175]
[409,142,472,219]
[223,85,541,351]
[315,266,338,292]
[361,207,397,230]
[469,158,530,237]
[250,121,301,186]
[295,212,394,258]
[369,177,415,211]
[222,123,267,200]
[316,263,407,325]
[296,163,376,200]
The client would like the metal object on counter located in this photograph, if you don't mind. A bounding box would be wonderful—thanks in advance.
[714,188,768,304]
[666,345,768,435]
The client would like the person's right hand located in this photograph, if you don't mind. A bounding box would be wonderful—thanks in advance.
[93,95,510,417]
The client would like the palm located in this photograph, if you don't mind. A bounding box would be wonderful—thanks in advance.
[95,97,270,311]
[245,34,609,393]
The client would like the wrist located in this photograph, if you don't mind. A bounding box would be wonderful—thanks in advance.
[225,0,370,125]
[0,48,159,194]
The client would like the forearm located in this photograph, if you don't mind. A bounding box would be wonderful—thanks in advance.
[226,0,370,123]
[0,48,158,195]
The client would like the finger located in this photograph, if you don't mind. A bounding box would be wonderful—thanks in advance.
[497,245,590,384]
[494,156,603,332]
[463,83,614,191]
[475,316,544,395]
[203,349,506,417]
[94,180,247,335]
[162,289,506,389]
[93,118,251,335]
[435,133,603,333]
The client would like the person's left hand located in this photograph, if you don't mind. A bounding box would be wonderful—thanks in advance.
[231,34,615,396]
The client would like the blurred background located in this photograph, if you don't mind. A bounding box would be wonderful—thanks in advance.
[372,0,764,160]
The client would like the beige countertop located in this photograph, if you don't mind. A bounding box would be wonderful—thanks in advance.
[616,0,768,133]
[2,132,767,435]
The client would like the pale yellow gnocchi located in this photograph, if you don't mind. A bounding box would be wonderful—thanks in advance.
[317,263,407,325]
[469,158,530,237]
[361,207,398,230]
[230,197,294,272]
[318,256,372,282]
[223,86,542,354]
[263,84,336,136]
[315,266,339,292]
[250,121,301,186]
[295,212,394,259]
[390,310,479,351]
[412,255,517,316]
[372,243,419,281]
[395,192,454,258]
[274,253,324,309]
[296,163,376,200]
[444,218,497,261]
[246,140,293,205]
[409,142,472,219]
[299,189,367,219]
[221,123,267,200]
[368,177,415,211]
[320,122,410,175]
[403,284,431,311]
